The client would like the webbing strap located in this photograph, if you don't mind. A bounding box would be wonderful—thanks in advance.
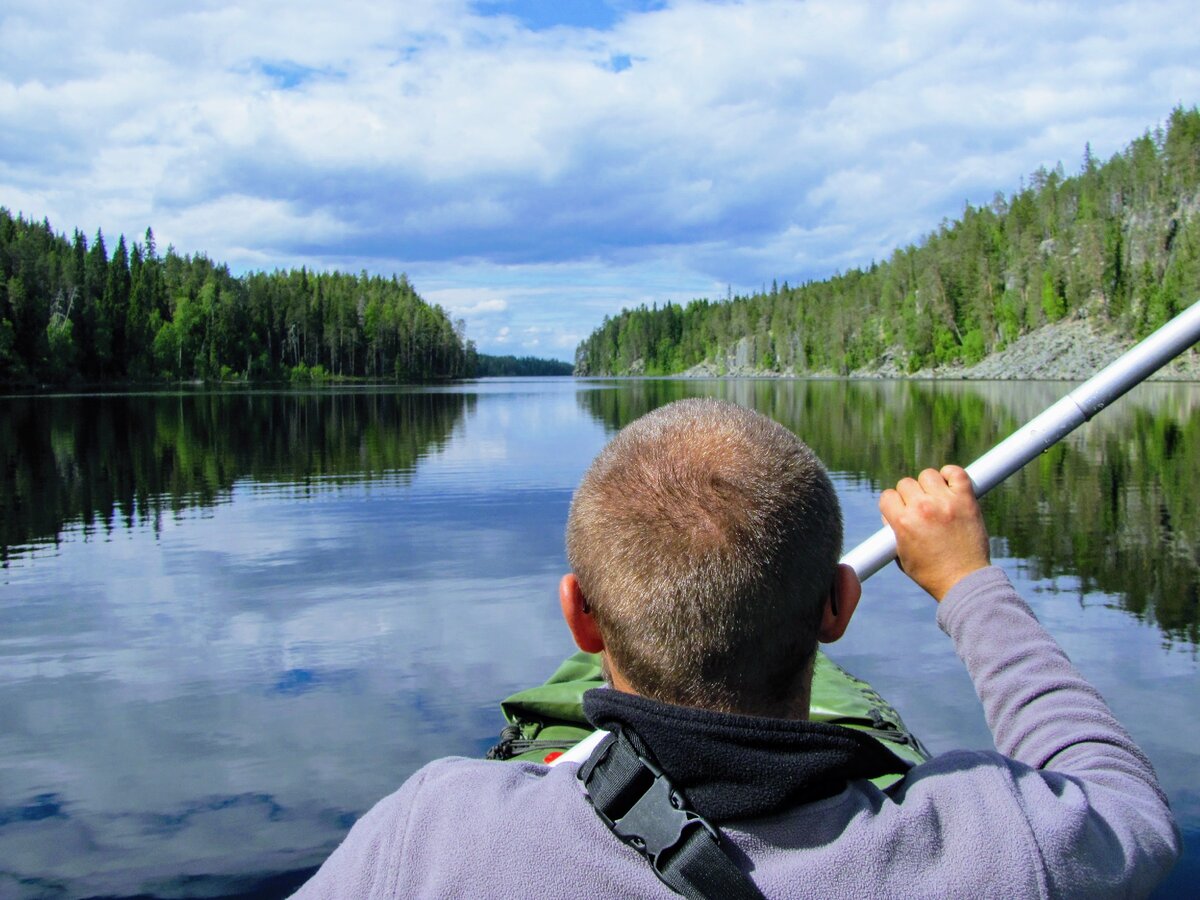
[578,728,765,900]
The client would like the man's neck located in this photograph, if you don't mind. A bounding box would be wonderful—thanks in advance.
[602,653,814,721]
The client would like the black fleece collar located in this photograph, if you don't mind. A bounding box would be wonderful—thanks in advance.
[582,688,910,822]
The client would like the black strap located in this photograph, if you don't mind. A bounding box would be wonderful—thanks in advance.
[578,728,765,900]
[485,723,581,760]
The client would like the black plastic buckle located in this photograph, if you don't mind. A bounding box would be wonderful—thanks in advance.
[591,744,719,871]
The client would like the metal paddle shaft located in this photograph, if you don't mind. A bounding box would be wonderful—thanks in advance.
[841,299,1200,582]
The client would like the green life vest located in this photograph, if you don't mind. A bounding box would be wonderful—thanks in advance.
[489,650,929,790]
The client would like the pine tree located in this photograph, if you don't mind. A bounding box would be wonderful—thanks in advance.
[83,229,108,377]
[102,235,131,375]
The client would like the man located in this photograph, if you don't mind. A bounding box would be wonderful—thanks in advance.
[295,398,1179,898]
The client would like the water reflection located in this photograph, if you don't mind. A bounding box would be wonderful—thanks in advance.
[0,389,474,565]
[577,378,1200,646]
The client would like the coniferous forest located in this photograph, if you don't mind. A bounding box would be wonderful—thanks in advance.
[0,221,480,386]
[576,106,1200,376]
[473,354,574,376]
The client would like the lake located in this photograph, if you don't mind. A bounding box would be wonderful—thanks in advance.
[1,378,1197,898]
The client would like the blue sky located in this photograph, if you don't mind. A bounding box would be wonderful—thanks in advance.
[1,1,1197,361]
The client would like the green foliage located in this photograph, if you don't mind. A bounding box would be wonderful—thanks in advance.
[0,316,20,380]
[45,316,75,382]
[152,319,179,378]
[961,328,986,364]
[290,362,330,382]
[0,211,474,385]
[574,105,1200,376]
[996,291,1022,346]
[474,354,573,376]
[933,326,961,365]
[1041,270,1066,322]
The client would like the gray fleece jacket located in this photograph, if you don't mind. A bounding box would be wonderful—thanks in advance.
[294,567,1180,898]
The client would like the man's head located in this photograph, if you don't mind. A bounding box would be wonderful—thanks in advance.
[563,398,856,718]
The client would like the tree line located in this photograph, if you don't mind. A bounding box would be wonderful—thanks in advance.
[576,105,1200,376]
[474,354,573,376]
[0,218,480,385]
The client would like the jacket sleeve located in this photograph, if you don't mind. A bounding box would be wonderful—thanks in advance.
[290,769,427,899]
[936,566,1180,896]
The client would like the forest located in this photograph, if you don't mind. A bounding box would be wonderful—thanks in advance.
[0,218,480,385]
[474,354,574,376]
[575,106,1200,376]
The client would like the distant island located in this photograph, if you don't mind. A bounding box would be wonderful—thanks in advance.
[474,354,573,376]
[574,105,1200,381]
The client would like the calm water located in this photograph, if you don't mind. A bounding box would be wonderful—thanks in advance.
[1,378,1197,898]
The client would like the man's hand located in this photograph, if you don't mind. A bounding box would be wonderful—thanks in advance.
[879,465,991,602]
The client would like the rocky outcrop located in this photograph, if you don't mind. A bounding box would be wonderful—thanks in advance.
[920,316,1200,381]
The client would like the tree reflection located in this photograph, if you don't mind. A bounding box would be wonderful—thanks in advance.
[0,389,472,563]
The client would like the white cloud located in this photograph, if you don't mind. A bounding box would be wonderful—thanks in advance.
[423,288,510,317]
[166,195,357,257]
[460,298,510,316]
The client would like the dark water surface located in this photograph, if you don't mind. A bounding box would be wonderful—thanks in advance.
[1,378,1197,897]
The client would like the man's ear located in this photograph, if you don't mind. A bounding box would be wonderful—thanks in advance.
[818,563,861,644]
[560,574,605,653]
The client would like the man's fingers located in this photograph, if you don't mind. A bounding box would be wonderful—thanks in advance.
[894,476,923,502]
[940,465,975,494]
[884,466,977,527]
[917,468,949,493]
[879,488,902,522]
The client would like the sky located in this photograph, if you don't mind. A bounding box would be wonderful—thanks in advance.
[1,1,1197,361]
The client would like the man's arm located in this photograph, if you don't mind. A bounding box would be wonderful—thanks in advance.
[880,467,1180,894]
[291,772,423,899]
[878,466,1159,768]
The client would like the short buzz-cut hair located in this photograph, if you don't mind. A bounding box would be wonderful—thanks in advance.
[566,398,842,717]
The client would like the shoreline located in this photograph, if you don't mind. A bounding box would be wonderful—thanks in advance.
[610,316,1200,382]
